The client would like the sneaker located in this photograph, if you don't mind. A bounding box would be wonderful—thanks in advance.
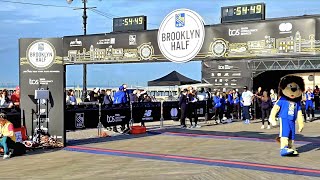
[261,125,265,129]
[180,125,187,129]
[195,125,201,128]
[267,125,271,129]
[228,119,233,123]
[247,119,250,124]
[3,154,10,159]
[189,125,194,128]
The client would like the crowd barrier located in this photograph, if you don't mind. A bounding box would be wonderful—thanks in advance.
[0,100,253,132]
[65,100,217,131]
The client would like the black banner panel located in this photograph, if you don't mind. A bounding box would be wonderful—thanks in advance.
[63,16,320,64]
[19,38,65,145]
[63,30,163,64]
[132,102,161,123]
[100,106,131,127]
[163,101,180,121]
[65,105,99,130]
[196,101,207,117]
[202,60,253,90]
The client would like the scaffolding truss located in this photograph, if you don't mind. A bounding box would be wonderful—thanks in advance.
[248,57,320,72]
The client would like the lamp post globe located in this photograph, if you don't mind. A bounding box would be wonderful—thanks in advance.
[66,0,73,4]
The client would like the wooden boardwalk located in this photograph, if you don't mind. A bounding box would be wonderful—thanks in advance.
[1,119,320,180]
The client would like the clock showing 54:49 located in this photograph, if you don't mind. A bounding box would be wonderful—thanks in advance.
[113,16,147,32]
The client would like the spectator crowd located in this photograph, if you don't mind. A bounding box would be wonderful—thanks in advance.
[66,83,320,130]
[0,86,20,109]
[178,84,320,129]
[66,84,158,132]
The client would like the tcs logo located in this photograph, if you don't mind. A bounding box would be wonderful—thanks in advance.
[228,29,240,36]
[29,79,39,85]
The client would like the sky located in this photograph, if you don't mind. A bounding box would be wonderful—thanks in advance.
[1,0,320,88]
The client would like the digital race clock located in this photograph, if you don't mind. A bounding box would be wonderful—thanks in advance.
[113,16,147,32]
[221,3,265,23]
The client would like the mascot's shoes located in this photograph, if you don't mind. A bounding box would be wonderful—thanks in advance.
[291,150,299,156]
[288,149,299,156]
[280,146,294,156]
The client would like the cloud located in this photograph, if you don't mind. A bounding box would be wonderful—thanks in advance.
[2,19,40,24]
[0,46,15,52]
[17,19,40,24]
[0,1,81,20]
[0,4,16,12]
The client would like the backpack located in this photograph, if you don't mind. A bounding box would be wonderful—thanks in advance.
[12,142,26,156]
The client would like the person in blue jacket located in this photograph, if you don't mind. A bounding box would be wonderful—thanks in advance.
[213,92,225,124]
[113,86,128,104]
[305,87,315,121]
[213,92,221,124]
[113,86,128,132]
[226,90,233,122]
[239,95,244,120]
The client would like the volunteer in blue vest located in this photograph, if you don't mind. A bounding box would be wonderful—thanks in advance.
[113,86,128,132]
[226,90,233,122]
[0,113,16,159]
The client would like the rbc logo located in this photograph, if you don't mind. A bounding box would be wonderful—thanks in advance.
[170,108,178,117]
[38,43,44,51]
[175,13,185,28]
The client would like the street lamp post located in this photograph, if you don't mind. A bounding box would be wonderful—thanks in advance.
[67,0,96,101]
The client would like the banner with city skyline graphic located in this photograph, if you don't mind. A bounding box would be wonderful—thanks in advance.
[62,15,320,64]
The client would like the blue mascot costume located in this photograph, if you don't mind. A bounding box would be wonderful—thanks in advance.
[269,75,305,157]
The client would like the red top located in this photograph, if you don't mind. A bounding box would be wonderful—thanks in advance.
[11,93,20,103]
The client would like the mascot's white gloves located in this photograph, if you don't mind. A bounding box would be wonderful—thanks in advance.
[297,110,304,133]
[269,105,280,126]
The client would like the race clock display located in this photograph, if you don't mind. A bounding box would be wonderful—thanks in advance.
[221,3,265,23]
[113,16,147,32]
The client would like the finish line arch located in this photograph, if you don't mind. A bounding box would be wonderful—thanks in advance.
[19,14,320,146]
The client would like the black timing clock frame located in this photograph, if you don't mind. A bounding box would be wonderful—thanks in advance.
[113,16,147,32]
[221,3,266,23]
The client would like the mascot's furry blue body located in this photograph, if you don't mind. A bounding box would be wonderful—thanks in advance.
[269,75,305,157]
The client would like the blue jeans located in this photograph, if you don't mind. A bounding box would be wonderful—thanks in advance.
[0,136,15,155]
[242,106,250,120]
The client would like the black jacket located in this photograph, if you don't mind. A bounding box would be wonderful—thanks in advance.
[179,94,188,109]
[103,95,113,105]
